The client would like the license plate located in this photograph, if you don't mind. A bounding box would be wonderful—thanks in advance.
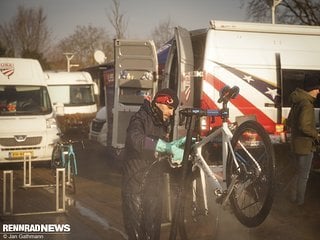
[9,151,34,159]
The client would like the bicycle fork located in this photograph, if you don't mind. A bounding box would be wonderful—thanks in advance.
[62,151,72,185]
[63,152,78,186]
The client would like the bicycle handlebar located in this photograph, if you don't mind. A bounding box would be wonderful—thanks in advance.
[179,85,239,123]
[179,108,220,117]
[56,133,85,149]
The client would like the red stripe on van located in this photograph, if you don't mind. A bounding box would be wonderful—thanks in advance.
[202,73,276,133]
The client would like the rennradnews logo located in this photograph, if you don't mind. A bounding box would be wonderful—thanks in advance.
[2,224,71,233]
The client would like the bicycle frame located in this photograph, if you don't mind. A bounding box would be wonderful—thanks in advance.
[192,122,232,208]
[169,86,274,239]
[60,143,78,184]
[194,115,266,209]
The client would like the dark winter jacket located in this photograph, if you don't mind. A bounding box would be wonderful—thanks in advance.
[287,88,318,155]
[122,99,170,193]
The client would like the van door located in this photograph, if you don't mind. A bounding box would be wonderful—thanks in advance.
[112,39,158,148]
[164,26,194,138]
[175,26,194,107]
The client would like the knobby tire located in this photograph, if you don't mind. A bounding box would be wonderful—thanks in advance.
[226,120,275,227]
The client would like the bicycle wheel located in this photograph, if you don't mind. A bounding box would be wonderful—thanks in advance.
[180,168,220,240]
[226,120,275,227]
[51,144,63,169]
[66,154,76,194]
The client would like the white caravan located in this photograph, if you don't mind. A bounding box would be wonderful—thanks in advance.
[45,71,98,133]
[0,58,59,163]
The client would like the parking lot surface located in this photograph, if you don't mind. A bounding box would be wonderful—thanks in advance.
[1,140,319,240]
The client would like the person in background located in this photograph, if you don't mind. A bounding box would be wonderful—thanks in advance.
[72,87,83,104]
[287,72,320,206]
[121,88,185,240]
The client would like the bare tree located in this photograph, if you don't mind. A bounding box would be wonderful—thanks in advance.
[107,0,127,39]
[0,5,51,63]
[50,25,112,70]
[242,0,320,25]
[0,41,6,56]
[151,18,174,49]
[0,24,15,57]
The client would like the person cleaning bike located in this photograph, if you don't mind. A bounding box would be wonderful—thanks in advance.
[121,88,184,240]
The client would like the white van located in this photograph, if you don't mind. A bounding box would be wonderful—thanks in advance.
[0,58,59,163]
[45,71,98,133]
[160,20,320,140]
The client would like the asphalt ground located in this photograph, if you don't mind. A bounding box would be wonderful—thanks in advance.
[0,140,319,240]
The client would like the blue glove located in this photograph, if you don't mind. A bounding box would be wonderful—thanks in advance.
[155,137,186,153]
[171,145,184,166]
[155,139,171,153]
[171,136,186,147]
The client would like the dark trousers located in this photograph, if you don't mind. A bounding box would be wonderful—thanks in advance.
[122,176,163,240]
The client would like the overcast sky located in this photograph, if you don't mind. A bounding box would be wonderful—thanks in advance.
[1,0,248,42]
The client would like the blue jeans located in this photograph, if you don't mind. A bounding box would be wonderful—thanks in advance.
[291,153,313,205]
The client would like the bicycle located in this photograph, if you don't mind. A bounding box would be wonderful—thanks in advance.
[168,85,275,240]
[51,134,82,194]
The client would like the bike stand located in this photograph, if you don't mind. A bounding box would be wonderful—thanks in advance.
[2,170,13,215]
[23,153,55,188]
[1,168,66,216]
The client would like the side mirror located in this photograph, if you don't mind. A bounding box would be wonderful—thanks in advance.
[93,82,99,95]
[54,103,65,116]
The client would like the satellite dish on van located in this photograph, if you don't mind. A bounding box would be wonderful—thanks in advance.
[94,50,106,64]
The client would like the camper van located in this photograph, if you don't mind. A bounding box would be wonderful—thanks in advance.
[0,58,59,163]
[159,20,320,141]
[45,71,98,133]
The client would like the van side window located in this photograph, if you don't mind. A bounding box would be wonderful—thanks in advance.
[282,69,320,108]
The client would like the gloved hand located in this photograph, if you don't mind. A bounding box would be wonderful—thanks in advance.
[155,136,186,153]
[170,136,186,147]
[170,145,184,167]
[155,139,171,153]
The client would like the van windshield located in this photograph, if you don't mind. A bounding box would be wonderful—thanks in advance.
[0,86,52,116]
[48,84,95,106]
